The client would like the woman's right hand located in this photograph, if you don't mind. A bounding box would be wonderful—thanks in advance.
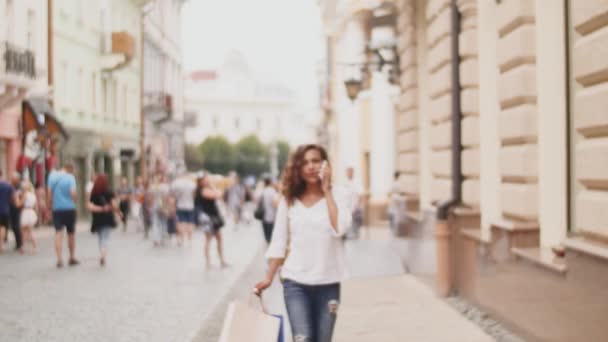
[253,278,272,296]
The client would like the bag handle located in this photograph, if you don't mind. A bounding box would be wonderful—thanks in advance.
[249,291,268,314]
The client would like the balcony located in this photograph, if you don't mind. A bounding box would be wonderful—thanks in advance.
[101,32,136,71]
[0,41,37,110]
[143,92,173,123]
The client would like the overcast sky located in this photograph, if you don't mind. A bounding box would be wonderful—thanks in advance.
[181,0,325,115]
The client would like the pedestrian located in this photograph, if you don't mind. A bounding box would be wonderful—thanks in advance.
[35,182,50,226]
[259,176,279,244]
[87,174,117,267]
[194,174,227,269]
[132,176,145,232]
[343,167,364,239]
[141,179,153,239]
[19,181,38,253]
[117,177,132,232]
[8,172,24,253]
[47,163,79,268]
[150,173,170,247]
[0,170,15,254]
[254,144,351,342]
[388,171,403,233]
[225,172,245,230]
[85,172,96,199]
[166,194,178,239]
[171,170,196,245]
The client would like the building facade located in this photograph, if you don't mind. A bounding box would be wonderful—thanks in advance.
[142,0,187,177]
[0,0,49,177]
[184,51,315,148]
[319,0,400,222]
[323,0,608,338]
[51,0,146,210]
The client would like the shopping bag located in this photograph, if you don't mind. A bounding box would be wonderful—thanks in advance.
[218,299,280,342]
[271,314,285,342]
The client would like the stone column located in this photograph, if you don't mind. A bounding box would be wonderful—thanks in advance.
[426,0,453,203]
[395,0,420,203]
[496,0,539,223]
[457,0,480,208]
[370,71,396,201]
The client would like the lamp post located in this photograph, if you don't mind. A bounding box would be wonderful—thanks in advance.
[344,78,362,102]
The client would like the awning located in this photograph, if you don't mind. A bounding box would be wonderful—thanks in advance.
[22,98,69,140]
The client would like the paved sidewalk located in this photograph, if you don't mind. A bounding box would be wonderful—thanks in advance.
[334,275,493,342]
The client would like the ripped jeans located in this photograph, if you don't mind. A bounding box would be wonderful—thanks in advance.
[282,279,340,342]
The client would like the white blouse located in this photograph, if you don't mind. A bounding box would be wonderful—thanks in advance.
[265,189,352,285]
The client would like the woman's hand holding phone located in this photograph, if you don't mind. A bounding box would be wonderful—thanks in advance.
[319,161,332,193]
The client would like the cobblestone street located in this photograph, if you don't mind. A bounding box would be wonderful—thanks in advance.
[0,222,264,342]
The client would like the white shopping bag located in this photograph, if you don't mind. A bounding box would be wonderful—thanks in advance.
[218,300,280,342]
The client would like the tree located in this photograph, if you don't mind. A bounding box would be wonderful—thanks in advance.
[277,140,291,175]
[234,135,269,178]
[199,136,236,175]
[184,144,204,171]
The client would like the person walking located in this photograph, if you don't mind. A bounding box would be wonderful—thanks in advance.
[132,176,145,233]
[225,172,245,230]
[0,170,15,254]
[117,177,132,232]
[87,174,117,267]
[194,174,227,269]
[254,144,351,342]
[19,181,38,253]
[343,167,364,239]
[150,173,170,247]
[8,172,24,253]
[47,163,79,268]
[259,176,279,244]
[171,171,196,245]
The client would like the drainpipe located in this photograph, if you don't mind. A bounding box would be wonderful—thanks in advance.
[435,0,461,297]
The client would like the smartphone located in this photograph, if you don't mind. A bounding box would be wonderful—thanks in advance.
[319,161,328,181]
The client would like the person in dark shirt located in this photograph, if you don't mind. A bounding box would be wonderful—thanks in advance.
[87,174,118,267]
[0,170,15,254]
[8,172,23,253]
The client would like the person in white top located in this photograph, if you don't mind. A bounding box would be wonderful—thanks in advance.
[19,181,38,253]
[343,167,364,239]
[254,144,351,342]
[171,171,197,245]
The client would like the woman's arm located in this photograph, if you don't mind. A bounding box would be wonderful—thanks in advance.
[254,258,283,294]
[202,187,219,200]
[87,198,107,213]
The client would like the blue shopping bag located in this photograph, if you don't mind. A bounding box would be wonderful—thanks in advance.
[271,314,285,342]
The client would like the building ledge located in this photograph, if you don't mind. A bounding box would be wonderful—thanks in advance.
[460,228,488,244]
[511,247,568,275]
[491,219,539,232]
[452,207,480,218]
[563,236,608,262]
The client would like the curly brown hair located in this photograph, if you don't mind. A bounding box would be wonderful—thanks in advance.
[280,144,329,206]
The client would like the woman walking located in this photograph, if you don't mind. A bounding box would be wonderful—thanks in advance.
[254,144,351,342]
[194,174,227,269]
[87,174,117,267]
[20,181,38,253]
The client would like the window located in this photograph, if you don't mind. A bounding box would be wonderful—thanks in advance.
[26,10,36,52]
[235,117,240,129]
[77,68,84,111]
[213,116,219,129]
[6,0,14,43]
[92,73,97,112]
[75,0,84,24]
[61,62,68,103]
[123,84,128,119]
[102,78,108,116]
[256,118,262,130]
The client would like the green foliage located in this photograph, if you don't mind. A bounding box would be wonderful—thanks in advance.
[277,140,291,175]
[184,144,205,171]
[234,135,269,177]
[198,136,236,175]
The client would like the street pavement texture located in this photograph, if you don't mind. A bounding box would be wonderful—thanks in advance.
[199,227,494,342]
[0,222,265,342]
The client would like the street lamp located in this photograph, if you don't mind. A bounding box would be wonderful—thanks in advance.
[344,78,362,102]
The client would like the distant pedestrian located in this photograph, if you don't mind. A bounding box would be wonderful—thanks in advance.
[254,144,351,342]
[35,182,50,226]
[150,174,170,247]
[0,170,15,254]
[343,167,364,239]
[171,171,197,245]
[195,174,227,269]
[87,174,117,267]
[225,172,245,230]
[132,176,145,232]
[8,172,24,253]
[141,179,153,239]
[19,181,38,253]
[117,177,132,232]
[47,163,79,268]
[259,176,279,244]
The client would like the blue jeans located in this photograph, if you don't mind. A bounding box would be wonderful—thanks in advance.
[282,279,340,342]
[97,226,111,250]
